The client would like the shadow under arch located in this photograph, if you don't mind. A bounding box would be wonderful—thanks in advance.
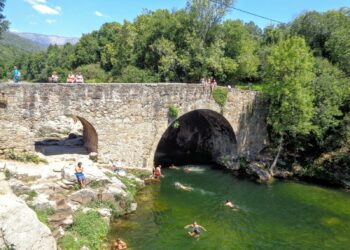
[154,109,237,167]
[34,115,98,155]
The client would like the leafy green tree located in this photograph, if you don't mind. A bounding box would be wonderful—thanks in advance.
[325,25,350,75]
[222,20,260,80]
[0,0,9,38]
[264,36,316,172]
[74,32,100,67]
[187,0,234,41]
[312,58,349,141]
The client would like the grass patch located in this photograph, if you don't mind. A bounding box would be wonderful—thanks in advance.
[34,207,54,226]
[89,180,107,189]
[125,169,151,179]
[87,200,116,210]
[27,190,38,202]
[59,211,109,250]
[4,149,48,164]
[118,176,138,197]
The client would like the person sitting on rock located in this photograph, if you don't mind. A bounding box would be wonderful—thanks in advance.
[184,221,207,238]
[75,162,86,188]
[113,238,127,250]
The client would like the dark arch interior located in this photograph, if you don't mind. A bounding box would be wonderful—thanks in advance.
[35,115,98,156]
[154,109,237,167]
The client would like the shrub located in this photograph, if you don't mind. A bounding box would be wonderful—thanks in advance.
[59,211,109,250]
[212,87,229,113]
[75,64,108,83]
[117,65,159,83]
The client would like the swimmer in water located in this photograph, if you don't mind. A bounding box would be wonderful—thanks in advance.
[184,221,207,238]
[184,167,192,173]
[225,200,239,210]
[169,163,180,170]
[175,182,193,191]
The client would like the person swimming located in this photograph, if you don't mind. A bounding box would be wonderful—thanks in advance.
[169,163,180,170]
[184,222,207,238]
[175,182,193,191]
[225,200,239,210]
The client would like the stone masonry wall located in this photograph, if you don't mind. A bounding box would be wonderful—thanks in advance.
[0,83,268,168]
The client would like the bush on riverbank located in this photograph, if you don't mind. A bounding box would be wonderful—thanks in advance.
[59,211,109,250]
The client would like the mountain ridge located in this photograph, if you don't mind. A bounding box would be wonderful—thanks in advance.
[14,32,80,46]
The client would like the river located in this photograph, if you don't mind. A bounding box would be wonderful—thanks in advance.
[108,165,350,250]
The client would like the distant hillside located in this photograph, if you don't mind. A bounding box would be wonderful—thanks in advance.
[15,32,79,46]
[0,32,47,64]
[1,32,47,51]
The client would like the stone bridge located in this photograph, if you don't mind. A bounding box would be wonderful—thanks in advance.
[0,83,268,168]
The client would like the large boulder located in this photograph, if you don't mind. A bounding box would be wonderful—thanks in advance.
[61,162,109,183]
[68,188,98,205]
[31,193,56,210]
[245,162,272,183]
[0,194,57,250]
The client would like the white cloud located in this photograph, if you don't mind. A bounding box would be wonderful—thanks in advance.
[10,28,19,32]
[24,0,46,4]
[46,19,56,24]
[24,0,61,15]
[32,4,60,15]
[95,11,103,17]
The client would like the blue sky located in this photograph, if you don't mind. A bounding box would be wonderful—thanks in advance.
[4,0,350,37]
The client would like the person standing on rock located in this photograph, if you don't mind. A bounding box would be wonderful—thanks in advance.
[75,162,86,188]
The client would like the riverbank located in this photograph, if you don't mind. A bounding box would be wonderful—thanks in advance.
[0,156,149,250]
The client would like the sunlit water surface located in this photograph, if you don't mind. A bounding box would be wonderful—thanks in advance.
[107,166,350,250]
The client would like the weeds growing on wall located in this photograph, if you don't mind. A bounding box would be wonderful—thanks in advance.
[212,87,229,114]
[168,104,179,119]
[168,104,180,128]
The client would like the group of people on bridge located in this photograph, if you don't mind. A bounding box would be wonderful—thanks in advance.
[10,65,85,84]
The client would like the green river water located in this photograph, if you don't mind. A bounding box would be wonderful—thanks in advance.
[108,166,350,250]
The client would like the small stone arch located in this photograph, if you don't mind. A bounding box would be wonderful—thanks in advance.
[74,116,98,153]
[154,109,237,167]
[34,115,98,155]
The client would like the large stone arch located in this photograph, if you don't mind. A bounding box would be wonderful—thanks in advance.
[153,109,237,167]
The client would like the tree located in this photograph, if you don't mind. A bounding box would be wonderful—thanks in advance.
[312,58,348,141]
[0,0,9,38]
[264,36,316,173]
[187,0,234,41]
[222,20,260,80]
